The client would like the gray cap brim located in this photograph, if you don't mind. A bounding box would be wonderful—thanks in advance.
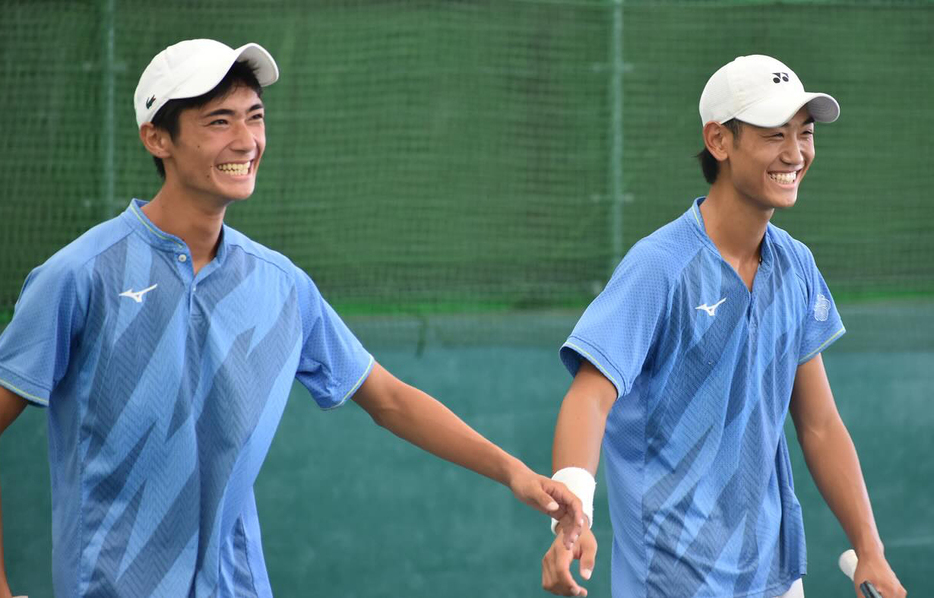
[734,92,840,128]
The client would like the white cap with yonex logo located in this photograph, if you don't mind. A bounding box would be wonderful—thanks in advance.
[699,54,839,128]
[134,39,279,128]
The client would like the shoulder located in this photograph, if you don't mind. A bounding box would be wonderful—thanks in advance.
[30,214,134,282]
[637,216,702,261]
[223,226,300,277]
[222,226,317,291]
[612,216,706,286]
[767,222,817,275]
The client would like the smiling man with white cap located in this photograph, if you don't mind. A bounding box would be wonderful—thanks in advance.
[541,55,906,598]
[0,39,587,597]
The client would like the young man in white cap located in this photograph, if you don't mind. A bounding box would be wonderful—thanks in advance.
[0,39,584,597]
[540,55,906,598]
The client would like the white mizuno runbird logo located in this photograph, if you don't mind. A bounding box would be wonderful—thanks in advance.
[119,284,158,303]
[696,297,726,317]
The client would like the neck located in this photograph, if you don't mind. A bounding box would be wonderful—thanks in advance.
[700,180,772,265]
[141,182,227,271]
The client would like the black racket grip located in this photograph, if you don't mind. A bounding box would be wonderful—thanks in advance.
[860,580,882,598]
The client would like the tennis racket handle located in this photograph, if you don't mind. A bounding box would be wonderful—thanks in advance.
[839,549,883,598]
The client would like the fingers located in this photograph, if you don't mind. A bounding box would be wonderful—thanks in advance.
[543,479,585,537]
[533,478,583,549]
[578,532,598,581]
[875,579,907,598]
[532,484,561,514]
[856,558,906,598]
[556,512,583,549]
[858,581,904,598]
[542,534,587,597]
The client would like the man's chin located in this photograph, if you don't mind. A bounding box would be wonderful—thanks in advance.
[775,193,798,210]
[221,183,256,202]
[761,188,798,210]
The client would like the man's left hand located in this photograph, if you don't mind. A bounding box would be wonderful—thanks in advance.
[855,553,906,598]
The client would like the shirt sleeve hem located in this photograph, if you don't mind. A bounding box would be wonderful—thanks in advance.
[0,368,50,407]
[798,325,846,364]
[320,354,375,411]
[561,338,627,398]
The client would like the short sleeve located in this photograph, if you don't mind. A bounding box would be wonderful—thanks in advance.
[560,242,671,398]
[796,244,845,364]
[0,260,86,406]
[293,268,374,410]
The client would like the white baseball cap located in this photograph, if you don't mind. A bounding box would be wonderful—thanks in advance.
[134,39,279,128]
[699,55,839,128]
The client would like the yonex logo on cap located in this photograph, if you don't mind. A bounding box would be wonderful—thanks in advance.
[145,95,156,109]
[772,72,790,84]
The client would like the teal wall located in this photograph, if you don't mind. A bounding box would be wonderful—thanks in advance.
[3,326,931,596]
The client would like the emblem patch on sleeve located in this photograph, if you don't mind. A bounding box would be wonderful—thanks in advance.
[814,294,830,322]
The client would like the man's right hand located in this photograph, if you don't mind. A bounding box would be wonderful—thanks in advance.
[542,523,597,597]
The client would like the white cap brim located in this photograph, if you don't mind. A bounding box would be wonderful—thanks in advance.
[734,91,840,128]
[135,41,279,127]
[230,43,279,87]
[165,43,278,105]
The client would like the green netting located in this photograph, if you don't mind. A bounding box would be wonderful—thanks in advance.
[1,0,932,345]
[1,4,933,596]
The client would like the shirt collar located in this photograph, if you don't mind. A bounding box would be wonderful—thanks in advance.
[686,196,774,272]
[121,199,229,266]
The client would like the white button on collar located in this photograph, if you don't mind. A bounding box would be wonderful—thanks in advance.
[178,254,188,263]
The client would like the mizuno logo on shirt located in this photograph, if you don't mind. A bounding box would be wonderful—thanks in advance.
[696,298,726,317]
[119,284,158,303]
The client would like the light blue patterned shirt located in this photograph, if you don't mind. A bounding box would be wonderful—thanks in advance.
[561,197,845,598]
[0,199,373,597]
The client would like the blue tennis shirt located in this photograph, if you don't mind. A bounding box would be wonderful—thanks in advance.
[0,199,374,597]
[561,198,845,598]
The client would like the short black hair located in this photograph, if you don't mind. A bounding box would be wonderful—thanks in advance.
[696,119,743,185]
[149,60,263,179]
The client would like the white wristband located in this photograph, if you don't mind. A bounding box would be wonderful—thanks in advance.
[550,466,595,534]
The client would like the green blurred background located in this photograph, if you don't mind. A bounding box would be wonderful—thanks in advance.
[1,1,931,596]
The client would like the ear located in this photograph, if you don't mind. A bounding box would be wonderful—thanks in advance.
[702,121,732,162]
[139,123,172,160]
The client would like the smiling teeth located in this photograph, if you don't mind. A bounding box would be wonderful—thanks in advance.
[769,171,796,184]
[217,162,250,175]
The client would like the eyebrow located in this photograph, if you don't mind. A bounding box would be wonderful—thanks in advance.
[202,103,265,118]
[773,116,815,130]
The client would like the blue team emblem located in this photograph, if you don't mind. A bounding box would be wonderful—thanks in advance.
[814,294,830,322]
